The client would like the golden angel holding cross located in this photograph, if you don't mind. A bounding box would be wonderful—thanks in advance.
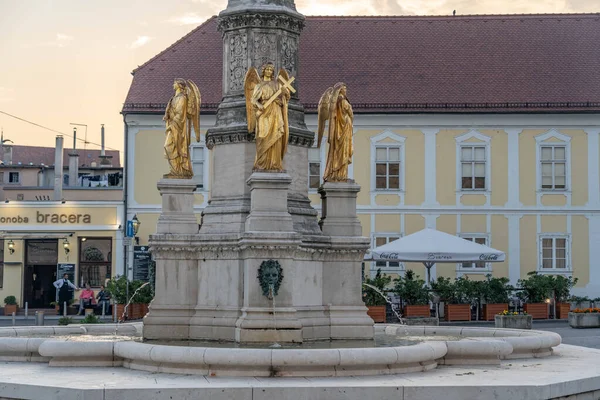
[244,63,295,171]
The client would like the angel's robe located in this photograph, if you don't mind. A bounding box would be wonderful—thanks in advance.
[324,94,354,182]
[252,79,289,171]
[163,91,193,178]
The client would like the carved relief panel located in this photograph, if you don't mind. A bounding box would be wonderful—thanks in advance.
[227,32,248,93]
[252,31,277,69]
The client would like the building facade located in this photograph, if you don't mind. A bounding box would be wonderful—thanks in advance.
[122,14,600,297]
[0,140,124,308]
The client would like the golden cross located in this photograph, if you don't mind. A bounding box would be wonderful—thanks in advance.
[262,75,296,109]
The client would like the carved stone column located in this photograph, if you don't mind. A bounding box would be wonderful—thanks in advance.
[202,0,319,237]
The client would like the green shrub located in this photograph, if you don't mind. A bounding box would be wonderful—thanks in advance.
[81,314,100,324]
[3,296,16,306]
[105,275,154,305]
[363,269,392,306]
[483,275,512,304]
[58,317,73,325]
[517,271,553,303]
[393,270,430,305]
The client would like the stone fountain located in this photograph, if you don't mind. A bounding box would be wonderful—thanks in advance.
[0,2,595,398]
[142,0,373,344]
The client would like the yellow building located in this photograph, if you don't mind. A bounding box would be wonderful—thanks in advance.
[0,138,124,308]
[122,14,600,297]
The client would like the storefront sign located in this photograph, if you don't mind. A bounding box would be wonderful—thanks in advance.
[0,207,117,225]
[133,246,151,282]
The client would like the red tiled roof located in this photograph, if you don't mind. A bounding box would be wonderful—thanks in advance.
[122,14,600,114]
[6,145,121,168]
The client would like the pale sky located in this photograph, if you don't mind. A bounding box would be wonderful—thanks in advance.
[1,0,599,157]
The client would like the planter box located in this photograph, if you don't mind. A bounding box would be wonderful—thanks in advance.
[568,312,600,328]
[524,303,548,319]
[556,303,571,319]
[444,304,470,321]
[116,304,127,321]
[3,304,17,316]
[495,314,533,329]
[366,305,386,323]
[403,305,430,318]
[482,303,509,321]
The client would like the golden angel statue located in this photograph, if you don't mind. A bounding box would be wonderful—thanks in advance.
[317,82,354,182]
[163,78,201,179]
[244,62,295,171]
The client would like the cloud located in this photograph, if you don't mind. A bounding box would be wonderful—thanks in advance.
[37,33,74,48]
[131,36,152,49]
[167,12,210,25]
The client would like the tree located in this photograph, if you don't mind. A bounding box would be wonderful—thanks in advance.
[363,269,392,306]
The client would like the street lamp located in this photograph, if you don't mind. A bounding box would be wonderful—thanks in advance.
[7,240,14,255]
[132,214,140,236]
[63,238,70,255]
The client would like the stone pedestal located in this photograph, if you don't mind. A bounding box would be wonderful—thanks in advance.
[156,179,199,234]
[245,172,294,233]
[143,179,199,340]
[319,181,374,340]
[318,181,362,236]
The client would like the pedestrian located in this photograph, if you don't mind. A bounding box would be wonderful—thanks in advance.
[53,273,78,315]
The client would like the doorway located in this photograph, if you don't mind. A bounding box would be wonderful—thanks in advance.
[24,240,58,308]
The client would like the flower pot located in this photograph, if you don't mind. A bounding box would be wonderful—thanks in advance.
[366,305,386,323]
[524,303,548,319]
[482,303,509,321]
[116,304,127,321]
[556,303,571,319]
[568,312,600,328]
[403,305,430,318]
[495,314,533,329]
[3,304,18,316]
[444,304,470,321]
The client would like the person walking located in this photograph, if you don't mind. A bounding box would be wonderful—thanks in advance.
[53,273,78,315]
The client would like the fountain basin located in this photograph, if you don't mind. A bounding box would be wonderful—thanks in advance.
[0,323,561,377]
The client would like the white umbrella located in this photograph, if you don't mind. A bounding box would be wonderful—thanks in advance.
[364,228,505,284]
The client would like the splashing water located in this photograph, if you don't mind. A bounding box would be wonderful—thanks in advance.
[268,283,281,348]
[115,282,150,336]
[362,283,404,325]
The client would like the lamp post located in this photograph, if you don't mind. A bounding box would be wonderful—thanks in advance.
[125,215,141,316]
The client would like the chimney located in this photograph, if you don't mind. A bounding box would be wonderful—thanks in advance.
[101,124,105,157]
[68,153,79,187]
[73,127,77,151]
[99,124,112,166]
[54,135,64,201]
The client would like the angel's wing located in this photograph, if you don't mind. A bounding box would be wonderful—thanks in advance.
[317,87,333,148]
[186,79,201,142]
[244,67,261,133]
[328,83,345,143]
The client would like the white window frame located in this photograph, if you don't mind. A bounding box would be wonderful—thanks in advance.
[535,130,571,193]
[370,130,406,194]
[371,232,404,274]
[308,142,325,193]
[537,234,571,272]
[190,141,209,192]
[7,171,19,184]
[456,233,492,274]
[455,130,491,193]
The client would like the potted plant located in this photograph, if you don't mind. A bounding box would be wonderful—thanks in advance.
[394,270,430,318]
[363,269,391,323]
[569,307,600,328]
[549,275,578,319]
[106,275,129,320]
[431,277,471,321]
[482,275,512,321]
[3,296,18,316]
[495,310,532,329]
[517,272,551,319]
